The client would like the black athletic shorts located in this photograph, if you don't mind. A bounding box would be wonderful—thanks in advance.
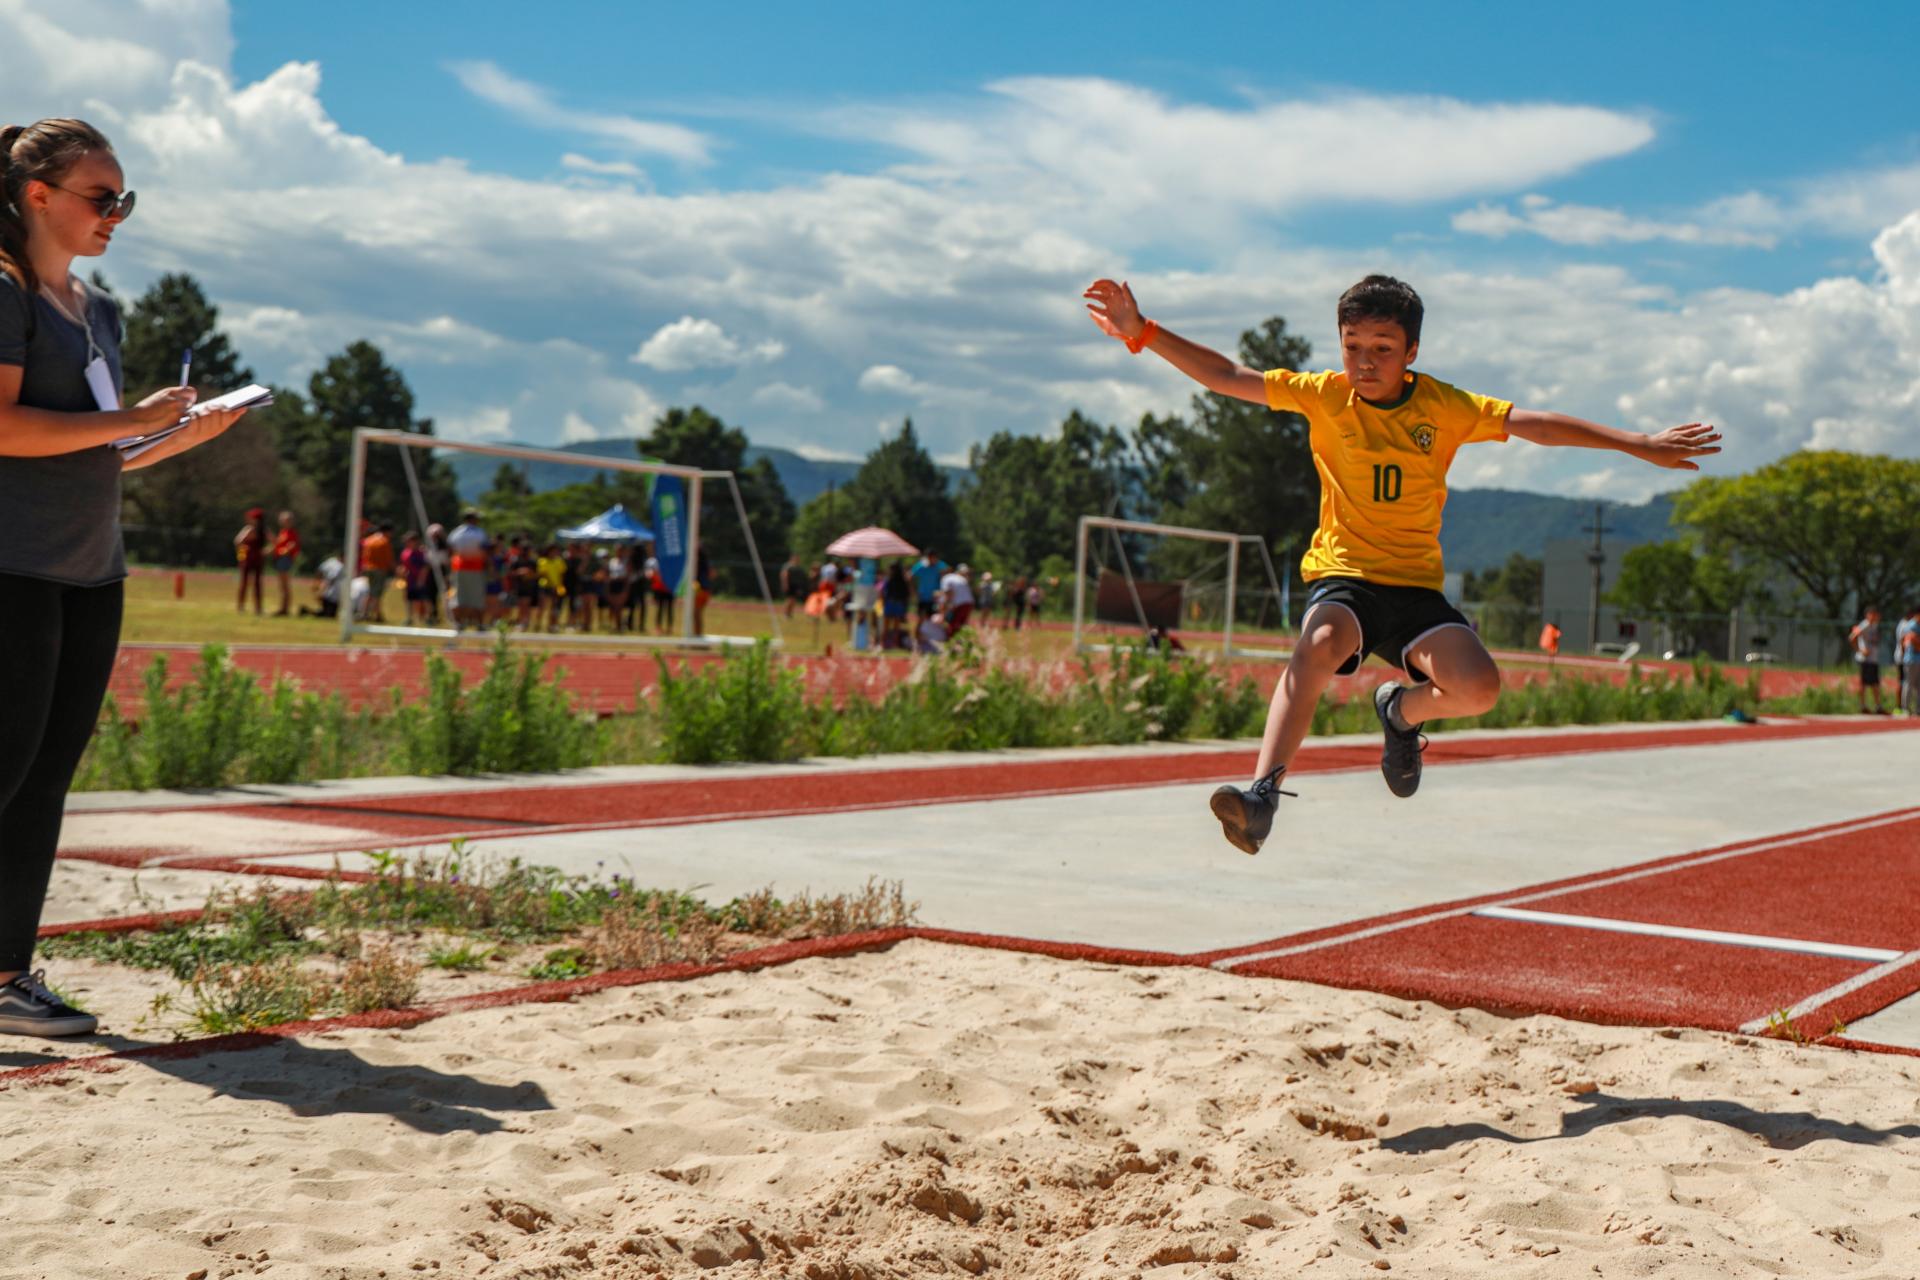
[1859,662,1881,687]
[1302,577,1475,684]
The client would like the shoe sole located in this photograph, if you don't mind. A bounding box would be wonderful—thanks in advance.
[0,1012,98,1037]
[1373,684,1422,799]
[1209,786,1263,856]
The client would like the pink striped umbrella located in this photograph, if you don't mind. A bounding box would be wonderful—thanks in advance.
[825,526,919,557]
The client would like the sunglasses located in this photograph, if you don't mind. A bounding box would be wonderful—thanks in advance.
[43,182,137,221]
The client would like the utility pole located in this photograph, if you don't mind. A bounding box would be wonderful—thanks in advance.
[1585,502,1612,653]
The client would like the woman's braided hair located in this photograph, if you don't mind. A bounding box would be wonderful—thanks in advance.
[0,118,114,293]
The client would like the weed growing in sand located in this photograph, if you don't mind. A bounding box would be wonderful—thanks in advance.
[1762,1007,1812,1045]
[42,884,318,979]
[181,956,330,1033]
[52,853,920,1033]
[723,878,918,939]
[426,941,499,970]
[528,947,592,980]
[339,940,422,1013]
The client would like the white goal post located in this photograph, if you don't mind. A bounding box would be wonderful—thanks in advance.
[340,428,781,649]
[1072,515,1288,660]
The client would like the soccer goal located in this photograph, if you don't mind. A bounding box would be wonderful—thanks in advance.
[339,428,781,649]
[1071,515,1289,659]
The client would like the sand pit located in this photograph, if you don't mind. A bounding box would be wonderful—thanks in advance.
[38,859,329,928]
[3,940,1917,1278]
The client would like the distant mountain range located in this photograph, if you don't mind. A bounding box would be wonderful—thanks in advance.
[447,439,1680,573]
[446,439,968,509]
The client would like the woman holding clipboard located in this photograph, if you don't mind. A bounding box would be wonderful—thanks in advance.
[0,118,249,1036]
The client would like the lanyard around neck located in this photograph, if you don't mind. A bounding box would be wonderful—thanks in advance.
[39,277,105,367]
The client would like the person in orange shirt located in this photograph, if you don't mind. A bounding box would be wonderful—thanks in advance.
[1085,274,1722,854]
[359,521,395,623]
[270,509,300,616]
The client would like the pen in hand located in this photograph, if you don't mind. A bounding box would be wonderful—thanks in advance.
[179,347,192,389]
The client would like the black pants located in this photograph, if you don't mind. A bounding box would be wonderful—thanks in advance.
[0,575,122,970]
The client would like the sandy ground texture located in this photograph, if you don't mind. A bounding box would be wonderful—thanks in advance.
[39,859,331,927]
[3,940,1918,1280]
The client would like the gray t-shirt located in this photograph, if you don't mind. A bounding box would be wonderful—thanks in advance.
[0,273,128,587]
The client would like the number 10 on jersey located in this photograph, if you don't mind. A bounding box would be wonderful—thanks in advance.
[1371,463,1403,502]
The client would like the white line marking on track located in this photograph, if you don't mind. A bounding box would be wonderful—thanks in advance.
[1739,949,1920,1035]
[1472,905,1901,963]
[1213,806,1920,971]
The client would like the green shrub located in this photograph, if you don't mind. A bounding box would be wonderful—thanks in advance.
[393,634,599,775]
[136,646,262,788]
[655,640,807,763]
[80,648,384,791]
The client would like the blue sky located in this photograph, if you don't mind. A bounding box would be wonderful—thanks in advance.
[7,1,1920,500]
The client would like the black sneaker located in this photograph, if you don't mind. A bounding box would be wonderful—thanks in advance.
[1373,681,1427,798]
[1209,766,1296,855]
[0,970,98,1038]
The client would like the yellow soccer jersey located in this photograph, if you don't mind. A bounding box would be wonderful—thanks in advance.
[1264,369,1511,590]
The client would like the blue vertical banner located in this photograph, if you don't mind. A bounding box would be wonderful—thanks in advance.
[651,474,688,595]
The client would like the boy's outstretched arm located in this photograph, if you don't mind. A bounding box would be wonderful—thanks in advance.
[1083,279,1269,405]
[1506,409,1723,471]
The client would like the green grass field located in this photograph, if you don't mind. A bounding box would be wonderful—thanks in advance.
[120,566,1296,661]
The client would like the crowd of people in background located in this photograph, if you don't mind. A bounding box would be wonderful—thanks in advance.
[276,506,711,636]
[778,548,1057,654]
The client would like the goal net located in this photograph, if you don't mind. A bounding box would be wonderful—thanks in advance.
[1072,515,1289,659]
[339,429,781,650]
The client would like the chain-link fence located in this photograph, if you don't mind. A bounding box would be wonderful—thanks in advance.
[1461,600,1862,667]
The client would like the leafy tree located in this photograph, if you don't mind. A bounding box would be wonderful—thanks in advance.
[481,474,625,547]
[285,340,460,555]
[119,273,250,398]
[788,486,850,561]
[487,463,532,501]
[1141,319,1316,579]
[1460,552,1543,648]
[1116,318,1315,620]
[1672,451,1920,640]
[960,411,1133,575]
[115,274,283,565]
[1603,540,1762,653]
[636,406,794,589]
[825,419,962,561]
[1462,553,1543,608]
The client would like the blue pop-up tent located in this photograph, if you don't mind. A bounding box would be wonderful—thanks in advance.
[555,503,654,543]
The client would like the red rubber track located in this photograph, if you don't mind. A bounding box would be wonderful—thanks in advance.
[64,717,1916,869]
[1519,818,1920,952]
[1216,809,1920,1038]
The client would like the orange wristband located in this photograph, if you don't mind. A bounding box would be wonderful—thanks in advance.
[1124,318,1159,355]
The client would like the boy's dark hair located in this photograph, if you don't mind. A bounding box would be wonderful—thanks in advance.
[1337,274,1423,346]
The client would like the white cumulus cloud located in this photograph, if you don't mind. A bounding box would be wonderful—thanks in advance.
[633,316,784,372]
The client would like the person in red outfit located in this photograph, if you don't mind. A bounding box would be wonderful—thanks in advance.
[234,505,266,614]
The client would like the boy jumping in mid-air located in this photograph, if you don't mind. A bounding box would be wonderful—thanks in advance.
[1083,274,1723,854]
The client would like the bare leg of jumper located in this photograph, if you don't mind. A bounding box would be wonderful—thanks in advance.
[1397,625,1504,726]
[1251,605,1363,780]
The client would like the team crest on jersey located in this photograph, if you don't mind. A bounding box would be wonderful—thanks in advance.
[1409,423,1436,454]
